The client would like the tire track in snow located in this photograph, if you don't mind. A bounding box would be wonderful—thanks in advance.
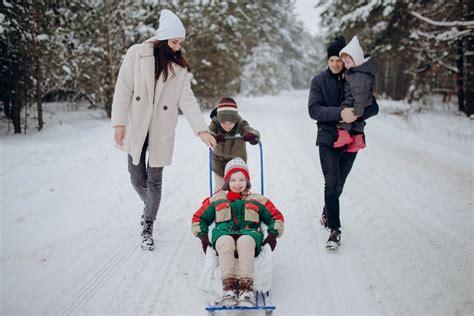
[147,150,208,314]
[125,144,206,315]
[287,131,416,315]
[1,226,104,270]
[274,120,383,314]
[346,148,471,313]
[53,232,138,315]
[146,231,186,315]
[351,133,468,255]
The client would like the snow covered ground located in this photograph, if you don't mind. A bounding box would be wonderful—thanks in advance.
[1,90,473,315]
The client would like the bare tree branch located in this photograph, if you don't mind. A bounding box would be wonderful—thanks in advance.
[411,11,474,27]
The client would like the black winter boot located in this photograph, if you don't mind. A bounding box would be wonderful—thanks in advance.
[141,220,154,250]
[326,229,341,249]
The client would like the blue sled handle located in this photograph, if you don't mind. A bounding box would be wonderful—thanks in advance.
[209,149,213,196]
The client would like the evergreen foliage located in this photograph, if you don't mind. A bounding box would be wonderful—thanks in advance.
[1,0,320,130]
[317,0,473,115]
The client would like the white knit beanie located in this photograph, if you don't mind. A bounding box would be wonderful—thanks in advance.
[339,36,364,66]
[155,9,186,40]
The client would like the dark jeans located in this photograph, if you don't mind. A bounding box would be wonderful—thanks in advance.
[319,145,357,230]
[128,136,163,222]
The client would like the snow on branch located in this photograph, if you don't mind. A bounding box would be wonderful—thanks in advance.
[411,11,474,27]
[339,0,396,27]
[413,28,472,42]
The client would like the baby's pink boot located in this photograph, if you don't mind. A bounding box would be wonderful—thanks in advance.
[333,129,353,148]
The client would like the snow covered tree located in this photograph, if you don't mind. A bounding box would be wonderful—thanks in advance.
[317,0,474,115]
[317,0,414,100]
[179,1,245,108]
[1,0,63,131]
[239,1,319,96]
[240,43,291,96]
[1,0,327,128]
[409,1,474,115]
[1,2,33,133]
[57,0,156,117]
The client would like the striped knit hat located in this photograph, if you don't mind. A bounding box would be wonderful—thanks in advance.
[222,157,251,190]
[216,97,239,123]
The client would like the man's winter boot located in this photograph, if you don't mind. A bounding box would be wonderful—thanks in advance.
[326,229,341,249]
[220,277,238,307]
[333,129,353,148]
[346,134,366,153]
[141,220,154,250]
[237,277,256,307]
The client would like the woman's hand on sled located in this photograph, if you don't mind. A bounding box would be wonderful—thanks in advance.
[199,131,217,150]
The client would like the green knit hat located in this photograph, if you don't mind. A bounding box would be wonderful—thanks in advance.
[216,97,239,123]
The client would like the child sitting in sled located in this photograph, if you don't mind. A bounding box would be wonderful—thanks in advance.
[209,97,260,191]
[192,157,284,307]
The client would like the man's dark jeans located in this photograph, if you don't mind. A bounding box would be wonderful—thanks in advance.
[128,136,163,222]
[319,145,357,230]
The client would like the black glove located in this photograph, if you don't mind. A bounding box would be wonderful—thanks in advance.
[243,133,258,144]
[200,235,211,253]
[215,134,225,144]
[262,233,277,251]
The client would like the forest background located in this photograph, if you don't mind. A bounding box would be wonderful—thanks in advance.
[1,0,472,133]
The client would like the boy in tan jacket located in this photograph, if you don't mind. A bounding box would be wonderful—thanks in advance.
[209,97,260,191]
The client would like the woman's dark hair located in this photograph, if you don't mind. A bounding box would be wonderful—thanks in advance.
[153,40,191,81]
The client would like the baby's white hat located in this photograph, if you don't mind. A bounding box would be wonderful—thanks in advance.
[339,36,364,66]
[155,9,186,40]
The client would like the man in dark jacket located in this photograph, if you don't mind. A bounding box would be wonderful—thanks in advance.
[308,36,379,249]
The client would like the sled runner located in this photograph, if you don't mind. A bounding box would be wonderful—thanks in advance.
[206,290,275,315]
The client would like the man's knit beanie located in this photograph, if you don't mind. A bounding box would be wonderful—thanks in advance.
[327,35,346,59]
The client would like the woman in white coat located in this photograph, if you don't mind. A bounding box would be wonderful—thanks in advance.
[111,10,216,250]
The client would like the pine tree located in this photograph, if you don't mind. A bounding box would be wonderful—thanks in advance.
[1,1,33,133]
[317,0,473,115]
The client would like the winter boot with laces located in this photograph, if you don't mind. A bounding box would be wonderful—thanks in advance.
[326,229,341,249]
[237,277,256,307]
[220,277,238,307]
[141,220,154,250]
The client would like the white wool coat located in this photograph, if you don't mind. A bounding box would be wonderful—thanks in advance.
[111,38,208,167]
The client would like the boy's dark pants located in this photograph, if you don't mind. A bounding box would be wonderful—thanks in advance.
[128,135,164,222]
[319,145,357,230]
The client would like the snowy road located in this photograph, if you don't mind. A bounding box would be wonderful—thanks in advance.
[1,90,473,315]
